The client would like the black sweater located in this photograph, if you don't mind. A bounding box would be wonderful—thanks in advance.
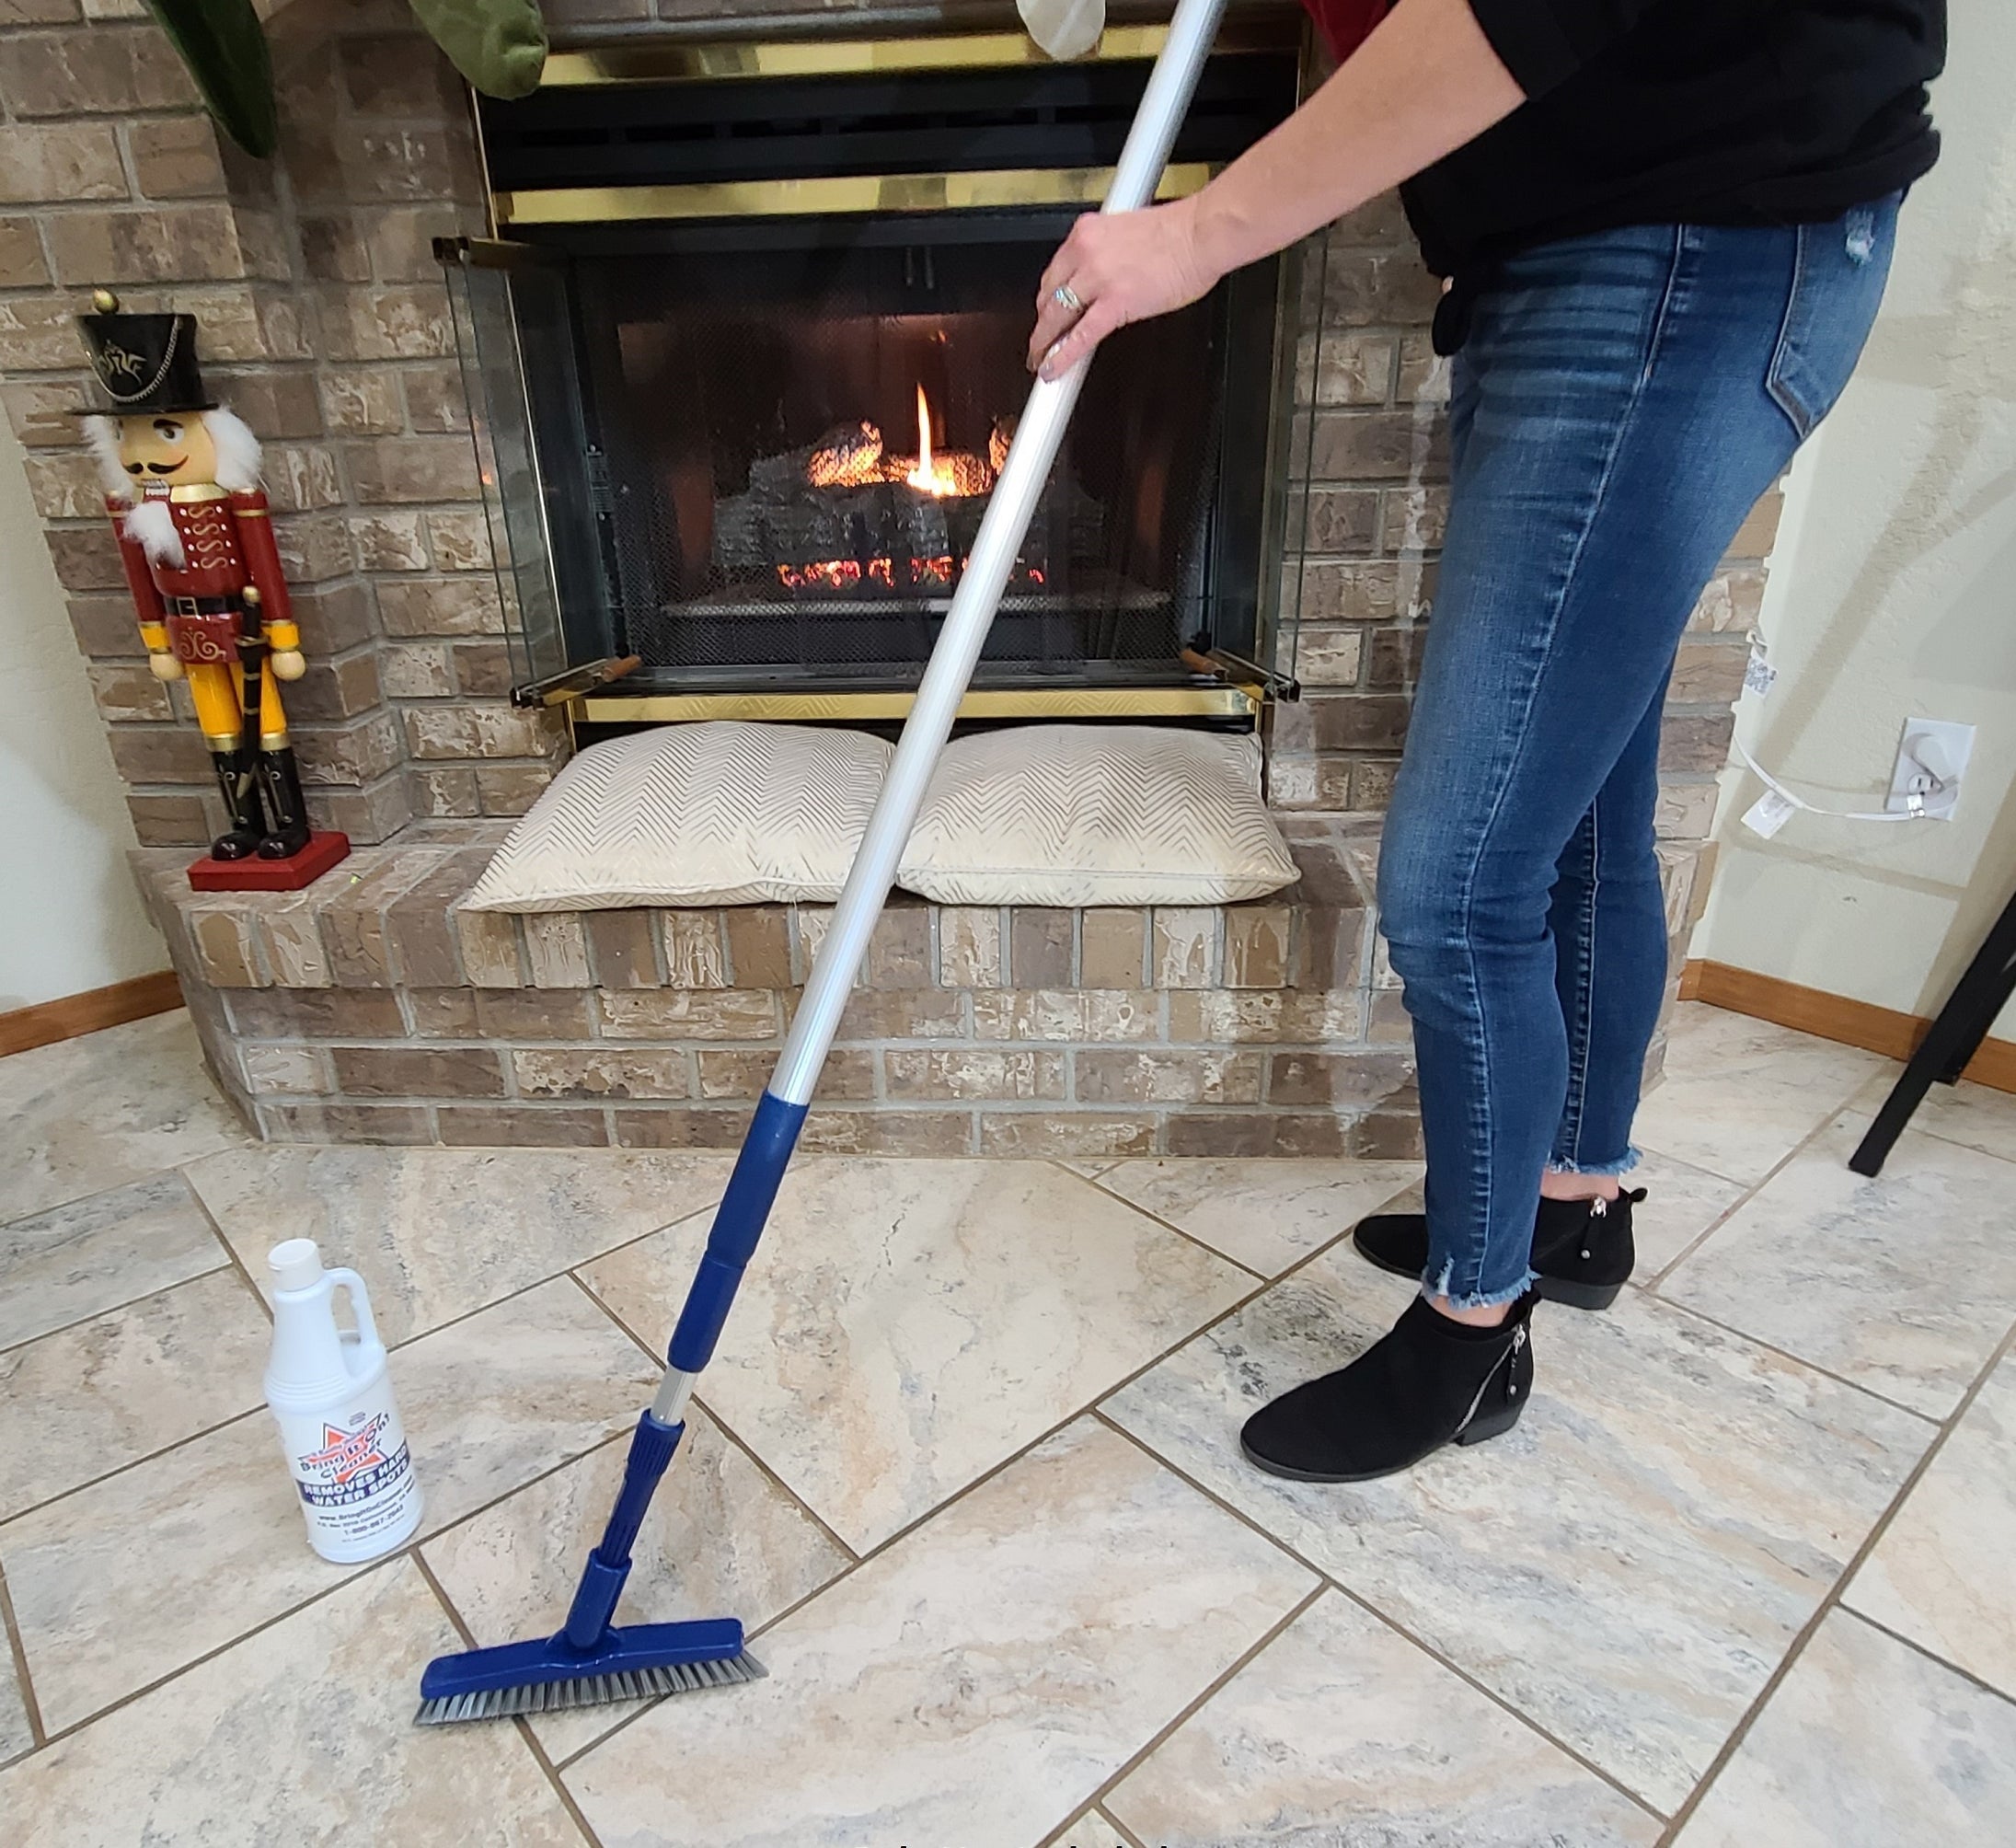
[1401,0,1946,282]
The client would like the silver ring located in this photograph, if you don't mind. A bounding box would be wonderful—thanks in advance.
[1052,283,1085,314]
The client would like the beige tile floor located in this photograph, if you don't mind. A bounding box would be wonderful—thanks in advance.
[2,1003,2013,1844]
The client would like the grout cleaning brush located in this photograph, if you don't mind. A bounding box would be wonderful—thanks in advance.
[414,0,1230,1726]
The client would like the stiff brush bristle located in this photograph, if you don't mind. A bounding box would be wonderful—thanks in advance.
[412,1649,766,1727]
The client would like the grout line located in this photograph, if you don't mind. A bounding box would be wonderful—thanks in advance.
[357,1192,728,1359]
[1089,1408,1669,1828]
[20,1403,656,1755]
[511,1710,609,1848]
[1638,1101,2014,1425]
[183,1176,276,1327]
[6,1403,660,1750]
[1653,1316,2016,1845]
[1889,1117,2016,1170]
[26,1553,403,1755]
[0,1558,48,1757]
[0,1404,268,1533]
[409,1551,608,1848]
[0,1245,687,1533]
[685,1395,863,1569]
[1092,1804,1149,1848]
[559,1269,862,1569]
[569,1155,1430,1610]
[1071,1582,1329,1837]
[1649,1293,1958,1425]
[549,1219,1401,1772]
[1637,1105,1847,1290]
[1829,1605,2016,1715]
[1047,1161,1273,1283]
[409,1546,479,1651]
[0,1260,235,1360]
[0,1376,265,1528]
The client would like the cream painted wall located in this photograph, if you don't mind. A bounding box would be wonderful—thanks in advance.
[0,419,165,1010]
[1697,0,2016,1036]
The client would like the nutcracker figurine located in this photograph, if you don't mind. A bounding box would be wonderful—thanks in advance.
[77,291,348,889]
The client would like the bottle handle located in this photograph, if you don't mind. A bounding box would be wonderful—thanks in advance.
[326,1268,382,1371]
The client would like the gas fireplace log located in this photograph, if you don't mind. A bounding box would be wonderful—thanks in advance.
[712,485,1103,585]
[712,481,957,583]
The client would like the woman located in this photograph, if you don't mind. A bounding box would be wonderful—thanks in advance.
[1030,0,1944,1482]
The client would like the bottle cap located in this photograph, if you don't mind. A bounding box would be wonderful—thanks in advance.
[268,1238,324,1293]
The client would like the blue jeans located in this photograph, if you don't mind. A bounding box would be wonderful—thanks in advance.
[1377,202,1897,1310]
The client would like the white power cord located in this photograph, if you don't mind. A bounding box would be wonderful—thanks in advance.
[1734,737,1927,837]
[1733,631,1935,838]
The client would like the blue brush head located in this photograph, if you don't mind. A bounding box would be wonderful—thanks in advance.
[415,1617,763,1725]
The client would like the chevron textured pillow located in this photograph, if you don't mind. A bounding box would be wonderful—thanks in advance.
[462,721,894,910]
[897,724,1299,906]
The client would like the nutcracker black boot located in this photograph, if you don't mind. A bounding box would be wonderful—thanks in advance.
[1354,1189,1642,1312]
[1240,1290,1537,1483]
[207,742,268,860]
[254,742,314,859]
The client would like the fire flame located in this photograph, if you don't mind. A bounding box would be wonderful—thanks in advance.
[906,385,947,496]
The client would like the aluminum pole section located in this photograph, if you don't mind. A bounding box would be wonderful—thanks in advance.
[770,0,1230,1104]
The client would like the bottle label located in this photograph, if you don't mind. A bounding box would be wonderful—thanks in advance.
[281,1400,420,1553]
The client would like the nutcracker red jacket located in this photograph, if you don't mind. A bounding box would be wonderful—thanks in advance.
[109,485,294,625]
[1297,0,1944,283]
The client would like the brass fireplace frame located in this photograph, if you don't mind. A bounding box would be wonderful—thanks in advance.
[495,164,1215,229]
[464,20,1309,728]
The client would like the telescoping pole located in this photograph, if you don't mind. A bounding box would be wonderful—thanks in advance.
[658,0,1233,1408]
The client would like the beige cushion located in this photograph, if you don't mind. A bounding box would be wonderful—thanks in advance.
[462,721,893,910]
[897,724,1299,906]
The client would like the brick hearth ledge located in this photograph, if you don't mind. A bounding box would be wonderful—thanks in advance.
[130,815,1710,1155]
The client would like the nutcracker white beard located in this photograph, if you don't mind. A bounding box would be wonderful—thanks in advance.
[202,408,261,494]
[121,496,184,568]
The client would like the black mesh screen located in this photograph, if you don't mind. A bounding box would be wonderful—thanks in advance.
[559,225,1233,690]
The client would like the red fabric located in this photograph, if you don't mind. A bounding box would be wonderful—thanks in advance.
[230,489,294,629]
[107,498,167,626]
[1298,0,1391,63]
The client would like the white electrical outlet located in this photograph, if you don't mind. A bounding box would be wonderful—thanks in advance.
[1887,717,1976,819]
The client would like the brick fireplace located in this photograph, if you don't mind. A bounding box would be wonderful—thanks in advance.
[3,0,1753,1150]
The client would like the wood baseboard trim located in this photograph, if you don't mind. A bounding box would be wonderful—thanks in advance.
[0,969,184,1058]
[1681,959,2016,1094]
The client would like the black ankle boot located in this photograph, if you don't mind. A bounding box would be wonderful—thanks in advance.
[1354,1190,1642,1311]
[1240,1292,1536,1483]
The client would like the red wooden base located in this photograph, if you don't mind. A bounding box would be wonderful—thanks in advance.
[187,830,351,892]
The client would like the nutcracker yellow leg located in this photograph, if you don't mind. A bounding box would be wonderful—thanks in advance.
[186,660,268,860]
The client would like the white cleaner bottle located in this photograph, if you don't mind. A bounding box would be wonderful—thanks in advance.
[264,1239,422,1563]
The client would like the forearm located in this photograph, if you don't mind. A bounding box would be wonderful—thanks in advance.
[1191,0,1526,277]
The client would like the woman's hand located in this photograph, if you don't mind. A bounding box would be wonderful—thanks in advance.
[1026,195,1222,381]
[1023,0,1525,384]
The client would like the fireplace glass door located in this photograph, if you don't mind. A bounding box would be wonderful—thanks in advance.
[444,27,1305,717]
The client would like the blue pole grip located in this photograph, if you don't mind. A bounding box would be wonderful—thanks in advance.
[668,1091,806,1373]
[564,1410,683,1649]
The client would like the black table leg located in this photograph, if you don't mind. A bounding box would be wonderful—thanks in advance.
[1849,885,2016,1176]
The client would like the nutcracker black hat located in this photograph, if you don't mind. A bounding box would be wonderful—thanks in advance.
[75,290,215,416]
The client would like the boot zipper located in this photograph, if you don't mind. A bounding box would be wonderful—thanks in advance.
[1457,1322,1527,1428]
[1581,1195,1607,1260]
